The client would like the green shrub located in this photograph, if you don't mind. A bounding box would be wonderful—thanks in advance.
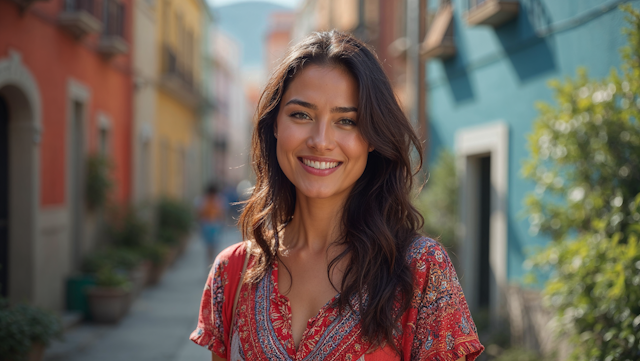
[415,149,458,251]
[107,205,150,249]
[0,299,62,361]
[85,154,113,211]
[94,266,131,290]
[136,243,170,266]
[156,197,192,243]
[521,5,640,360]
[82,248,142,274]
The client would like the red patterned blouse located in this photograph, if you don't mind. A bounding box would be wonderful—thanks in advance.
[190,237,484,361]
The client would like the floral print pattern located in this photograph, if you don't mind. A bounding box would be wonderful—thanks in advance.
[190,238,484,360]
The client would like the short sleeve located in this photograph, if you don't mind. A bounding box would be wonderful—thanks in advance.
[402,238,484,361]
[189,255,229,357]
[189,242,247,358]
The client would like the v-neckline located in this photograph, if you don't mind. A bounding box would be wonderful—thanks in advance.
[271,261,341,356]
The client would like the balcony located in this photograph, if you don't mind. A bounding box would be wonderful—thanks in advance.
[98,0,128,56]
[58,0,102,38]
[159,46,203,110]
[465,0,519,27]
[422,3,456,60]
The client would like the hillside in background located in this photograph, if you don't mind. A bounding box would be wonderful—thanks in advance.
[214,1,292,69]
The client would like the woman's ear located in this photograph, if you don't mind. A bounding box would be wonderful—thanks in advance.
[368,145,374,152]
[273,123,278,139]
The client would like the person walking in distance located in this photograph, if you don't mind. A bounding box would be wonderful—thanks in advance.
[197,184,225,267]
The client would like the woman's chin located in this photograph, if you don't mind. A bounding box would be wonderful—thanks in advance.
[297,186,342,200]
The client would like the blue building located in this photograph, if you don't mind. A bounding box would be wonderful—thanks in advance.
[423,0,633,334]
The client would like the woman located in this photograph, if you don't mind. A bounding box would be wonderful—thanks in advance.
[191,31,484,361]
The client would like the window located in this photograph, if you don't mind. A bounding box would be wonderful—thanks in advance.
[97,112,111,155]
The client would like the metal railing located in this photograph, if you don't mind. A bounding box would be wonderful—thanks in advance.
[162,45,197,92]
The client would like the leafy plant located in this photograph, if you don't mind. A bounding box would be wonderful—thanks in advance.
[156,197,192,244]
[0,298,62,361]
[94,266,131,289]
[415,149,458,251]
[82,248,142,274]
[521,5,640,360]
[136,243,170,266]
[107,205,150,249]
[86,153,113,211]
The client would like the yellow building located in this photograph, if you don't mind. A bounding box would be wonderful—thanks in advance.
[154,0,211,200]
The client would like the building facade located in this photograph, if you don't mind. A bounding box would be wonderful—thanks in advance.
[0,0,132,311]
[132,0,157,204]
[423,0,631,351]
[210,29,249,188]
[153,0,211,201]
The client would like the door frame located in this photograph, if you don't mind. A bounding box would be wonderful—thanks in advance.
[455,122,509,324]
[0,50,42,304]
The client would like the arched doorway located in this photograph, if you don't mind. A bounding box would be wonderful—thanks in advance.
[0,51,42,304]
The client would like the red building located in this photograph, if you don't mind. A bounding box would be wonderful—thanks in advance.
[0,0,132,311]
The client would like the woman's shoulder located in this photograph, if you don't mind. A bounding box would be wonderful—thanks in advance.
[405,236,456,285]
[211,241,249,273]
[405,236,450,265]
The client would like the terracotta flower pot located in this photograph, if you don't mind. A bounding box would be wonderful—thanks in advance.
[147,258,168,286]
[87,287,130,323]
[27,342,45,361]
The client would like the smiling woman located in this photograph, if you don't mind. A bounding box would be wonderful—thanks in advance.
[190,31,484,361]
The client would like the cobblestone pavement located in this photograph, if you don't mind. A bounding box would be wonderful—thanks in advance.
[43,227,242,361]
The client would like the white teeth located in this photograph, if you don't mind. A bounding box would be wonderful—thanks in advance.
[303,159,339,170]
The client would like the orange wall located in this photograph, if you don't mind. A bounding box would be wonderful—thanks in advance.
[0,0,133,206]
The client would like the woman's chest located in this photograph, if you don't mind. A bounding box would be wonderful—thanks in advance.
[230,272,400,361]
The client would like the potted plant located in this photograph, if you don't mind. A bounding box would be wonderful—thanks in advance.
[86,266,131,324]
[0,298,62,361]
[85,153,113,212]
[156,197,193,260]
[139,242,170,286]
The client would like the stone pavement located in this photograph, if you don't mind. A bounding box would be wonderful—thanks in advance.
[43,227,242,361]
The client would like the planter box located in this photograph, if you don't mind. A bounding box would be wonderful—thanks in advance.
[87,287,130,323]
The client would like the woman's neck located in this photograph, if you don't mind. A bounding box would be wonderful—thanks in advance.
[282,190,348,254]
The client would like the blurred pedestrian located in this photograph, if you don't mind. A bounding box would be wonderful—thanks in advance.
[196,183,225,267]
[191,31,483,361]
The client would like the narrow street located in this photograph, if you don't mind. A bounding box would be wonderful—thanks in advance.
[43,227,242,361]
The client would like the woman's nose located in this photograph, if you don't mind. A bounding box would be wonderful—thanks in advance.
[306,120,335,152]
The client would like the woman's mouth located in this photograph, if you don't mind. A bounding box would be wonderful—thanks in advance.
[301,158,340,170]
[298,157,343,176]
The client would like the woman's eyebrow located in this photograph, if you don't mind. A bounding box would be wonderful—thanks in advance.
[284,98,317,110]
[284,99,357,114]
[330,106,357,114]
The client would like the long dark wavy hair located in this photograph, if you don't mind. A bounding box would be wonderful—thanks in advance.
[238,30,424,354]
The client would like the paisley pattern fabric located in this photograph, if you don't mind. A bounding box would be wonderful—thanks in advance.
[190,237,484,361]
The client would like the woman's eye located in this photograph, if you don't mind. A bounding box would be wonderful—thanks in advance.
[291,112,310,120]
[338,118,356,126]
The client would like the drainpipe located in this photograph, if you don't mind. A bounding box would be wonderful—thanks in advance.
[405,0,429,167]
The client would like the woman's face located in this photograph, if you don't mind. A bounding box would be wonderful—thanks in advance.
[275,64,372,200]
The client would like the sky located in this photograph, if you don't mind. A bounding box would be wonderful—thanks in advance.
[207,0,301,8]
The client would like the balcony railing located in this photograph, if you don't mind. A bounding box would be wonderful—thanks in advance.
[58,0,102,38]
[159,45,203,110]
[422,3,456,60]
[466,0,519,27]
[98,0,128,56]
